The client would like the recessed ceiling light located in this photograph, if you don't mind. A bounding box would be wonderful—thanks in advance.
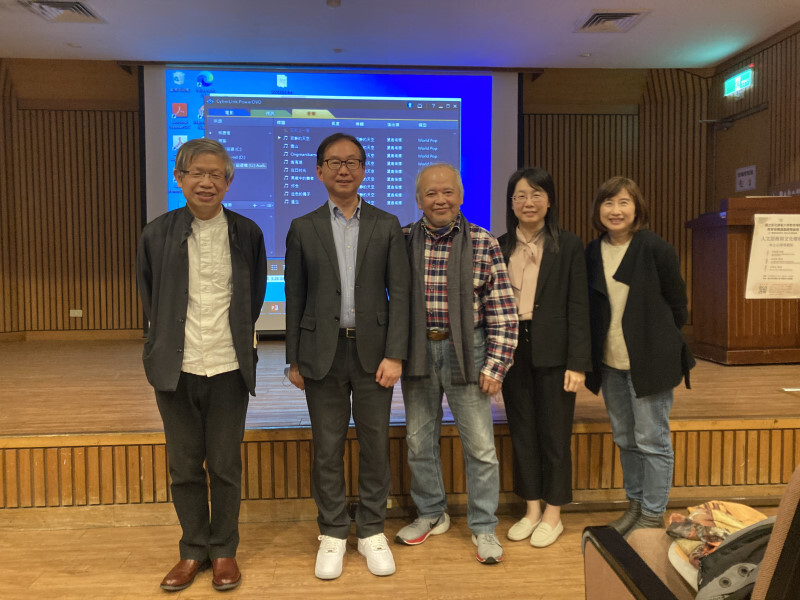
[579,52,592,58]
[333,48,343,54]
[67,42,83,48]
[326,0,341,7]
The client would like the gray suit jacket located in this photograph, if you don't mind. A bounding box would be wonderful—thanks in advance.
[284,200,410,380]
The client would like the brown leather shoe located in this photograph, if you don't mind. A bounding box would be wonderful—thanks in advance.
[212,557,241,591]
[160,558,210,591]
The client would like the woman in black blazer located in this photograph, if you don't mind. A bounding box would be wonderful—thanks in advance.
[584,176,695,537]
[498,167,591,548]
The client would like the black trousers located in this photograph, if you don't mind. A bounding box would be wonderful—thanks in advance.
[502,322,576,506]
[154,370,249,561]
[304,336,393,539]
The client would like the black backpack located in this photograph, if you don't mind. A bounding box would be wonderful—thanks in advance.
[695,516,775,600]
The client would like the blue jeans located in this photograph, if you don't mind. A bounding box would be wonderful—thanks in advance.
[601,365,674,516]
[401,328,499,534]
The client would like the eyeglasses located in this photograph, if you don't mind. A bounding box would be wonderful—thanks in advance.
[180,170,226,182]
[323,159,363,171]
[511,193,547,205]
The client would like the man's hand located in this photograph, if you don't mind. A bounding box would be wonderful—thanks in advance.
[563,369,585,393]
[375,357,402,388]
[479,373,502,397]
[287,363,305,391]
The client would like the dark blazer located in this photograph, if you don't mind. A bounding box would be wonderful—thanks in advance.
[584,229,695,398]
[284,200,410,380]
[136,206,268,395]
[499,230,592,373]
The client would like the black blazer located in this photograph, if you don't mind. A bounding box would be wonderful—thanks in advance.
[584,229,695,398]
[136,207,268,395]
[499,230,592,373]
[284,200,410,380]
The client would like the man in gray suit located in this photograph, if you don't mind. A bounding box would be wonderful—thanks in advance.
[284,133,410,580]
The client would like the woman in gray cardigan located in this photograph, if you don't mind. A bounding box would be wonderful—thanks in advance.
[584,176,695,537]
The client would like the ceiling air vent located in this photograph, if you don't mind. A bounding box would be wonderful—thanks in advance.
[18,0,105,23]
[576,10,650,33]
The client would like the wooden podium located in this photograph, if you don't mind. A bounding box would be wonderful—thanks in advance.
[687,196,800,364]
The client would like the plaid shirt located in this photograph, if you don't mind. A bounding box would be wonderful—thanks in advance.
[413,214,518,381]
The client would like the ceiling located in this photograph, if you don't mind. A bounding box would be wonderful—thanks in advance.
[1,0,799,70]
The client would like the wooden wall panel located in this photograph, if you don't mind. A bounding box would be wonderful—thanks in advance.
[638,70,709,321]
[711,29,800,195]
[0,59,142,335]
[2,422,798,512]
[0,61,19,333]
[522,70,709,322]
[522,113,639,245]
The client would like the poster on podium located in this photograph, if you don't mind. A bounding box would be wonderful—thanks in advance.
[745,214,800,299]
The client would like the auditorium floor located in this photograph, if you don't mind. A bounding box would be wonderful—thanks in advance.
[0,509,719,600]
[1,338,798,436]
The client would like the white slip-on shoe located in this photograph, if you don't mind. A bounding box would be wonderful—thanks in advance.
[530,520,564,547]
[357,533,396,576]
[315,535,347,579]
[507,517,541,541]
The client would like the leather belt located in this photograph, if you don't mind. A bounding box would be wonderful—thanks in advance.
[426,328,450,341]
[339,327,356,339]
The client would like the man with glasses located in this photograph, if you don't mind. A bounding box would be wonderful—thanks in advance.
[136,138,267,592]
[395,163,518,564]
[284,132,410,579]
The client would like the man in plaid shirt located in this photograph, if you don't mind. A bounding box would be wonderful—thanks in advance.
[396,163,518,564]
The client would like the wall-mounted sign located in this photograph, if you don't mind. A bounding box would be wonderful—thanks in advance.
[735,165,756,192]
[724,67,753,97]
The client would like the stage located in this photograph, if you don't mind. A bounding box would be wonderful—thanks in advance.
[1,338,799,520]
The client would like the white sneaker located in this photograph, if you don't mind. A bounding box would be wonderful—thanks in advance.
[315,535,347,580]
[357,533,396,576]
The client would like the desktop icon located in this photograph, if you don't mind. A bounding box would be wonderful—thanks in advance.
[171,103,188,118]
[277,74,288,88]
[172,135,188,150]
[197,71,214,87]
[172,71,185,86]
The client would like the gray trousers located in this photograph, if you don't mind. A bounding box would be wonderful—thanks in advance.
[304,336,393,539]
[155,370,249,560]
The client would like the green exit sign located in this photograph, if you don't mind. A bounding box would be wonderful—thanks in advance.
[724,68,753,97]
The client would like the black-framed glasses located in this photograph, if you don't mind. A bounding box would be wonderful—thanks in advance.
[323,159,363,171]
[180,170,226,182]
[511,193,547,205]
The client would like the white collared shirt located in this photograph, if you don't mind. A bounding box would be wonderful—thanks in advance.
[181,209,239,377]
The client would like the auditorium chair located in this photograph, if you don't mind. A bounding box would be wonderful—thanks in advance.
[581,463,800,600]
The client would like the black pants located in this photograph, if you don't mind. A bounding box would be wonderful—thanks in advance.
[502,322,575,506]
[155,370,249,561]
[304,336,393,539]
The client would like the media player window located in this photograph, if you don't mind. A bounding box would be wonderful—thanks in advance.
[201,94,461,316]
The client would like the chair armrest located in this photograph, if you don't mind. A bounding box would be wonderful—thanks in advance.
[582,526,681,600]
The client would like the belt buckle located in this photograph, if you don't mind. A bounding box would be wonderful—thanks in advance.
[344,327,356,339]
[427,328,449,341]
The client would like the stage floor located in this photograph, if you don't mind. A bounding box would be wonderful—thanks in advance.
[1,338,799,437]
